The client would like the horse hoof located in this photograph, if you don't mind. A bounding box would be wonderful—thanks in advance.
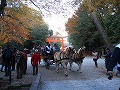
[56,71,59,73]
[77,70,81,72]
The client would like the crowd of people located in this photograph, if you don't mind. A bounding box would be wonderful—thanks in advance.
[0,45,28,79]
[0,43,61,79]
[0,43,120,80]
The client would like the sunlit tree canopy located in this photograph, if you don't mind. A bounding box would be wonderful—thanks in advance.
[0,3,43,44]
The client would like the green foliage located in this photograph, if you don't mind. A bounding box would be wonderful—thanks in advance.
[67,11,104,50]
[24,40,34,50]
[48,30,53,36]
[66,0,120,50]
[2,41,24,50]
[30,23,49,46]
[103,12,120,44]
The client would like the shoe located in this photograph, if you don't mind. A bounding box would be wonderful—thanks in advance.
[4,74,8,77]
[23,73,26,75]
[12,69,15,71]
[0,70,4,72]
[17,77,23,79]
[20,76,23,78]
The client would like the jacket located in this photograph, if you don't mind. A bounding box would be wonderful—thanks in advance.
[31,52,40,65]
[107,44,120,71]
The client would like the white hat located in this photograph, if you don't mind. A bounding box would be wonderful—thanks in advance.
[115,44,120,48]
[35,49,38,52]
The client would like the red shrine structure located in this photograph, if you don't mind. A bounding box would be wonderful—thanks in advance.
[46,36,67,51]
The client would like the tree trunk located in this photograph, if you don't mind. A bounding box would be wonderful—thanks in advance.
[91,11,111,48]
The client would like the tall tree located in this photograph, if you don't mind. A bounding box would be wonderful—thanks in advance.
[66,0,120,50]
[30,23,50,46]
[81,0,111,48]
[0,3,43,44]
[66,9,103,50]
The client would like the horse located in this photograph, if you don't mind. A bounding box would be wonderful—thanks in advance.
[54,47,75,76]
[69,46,85,73]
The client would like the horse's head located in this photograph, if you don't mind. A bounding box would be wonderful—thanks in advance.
[77,46,85,57]
[64,47,75,58]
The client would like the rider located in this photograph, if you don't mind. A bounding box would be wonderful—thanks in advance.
[44,43,54,65]
[45,43,53,56]
[53,44,60,53]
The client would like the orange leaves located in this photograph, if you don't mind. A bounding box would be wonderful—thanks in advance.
[0,4,43,44]
[81,0,119,13]
[65,14,79,34]
[66,15,78,27]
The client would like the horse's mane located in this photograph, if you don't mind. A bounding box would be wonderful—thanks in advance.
[77,46,85,58]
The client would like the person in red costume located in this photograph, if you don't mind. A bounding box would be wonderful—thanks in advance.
[31,49,41,75]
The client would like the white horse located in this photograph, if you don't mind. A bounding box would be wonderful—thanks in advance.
[54,47,75,76]
[69,46,85,73]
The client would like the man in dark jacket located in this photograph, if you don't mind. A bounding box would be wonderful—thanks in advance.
[107,43,120,77]
[103,48,112,71]
[3,45,13,76]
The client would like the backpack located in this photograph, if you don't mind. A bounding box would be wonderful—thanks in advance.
[16,54,22,63]
[4,49,12,58]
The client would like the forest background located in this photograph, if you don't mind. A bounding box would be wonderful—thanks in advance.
[0,0,120,52]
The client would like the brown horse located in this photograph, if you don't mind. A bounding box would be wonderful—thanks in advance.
[54,47,75,76]
[69,46,85,73]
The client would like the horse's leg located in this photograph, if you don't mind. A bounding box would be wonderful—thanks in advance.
[62,60,68,76]
[56,62,59,73]
[69,61,73,71]
[77,61,82,73]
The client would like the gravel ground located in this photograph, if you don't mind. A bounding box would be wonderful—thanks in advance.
[38,56,115,81]
[0,56,119,89]
[38,56,120,90]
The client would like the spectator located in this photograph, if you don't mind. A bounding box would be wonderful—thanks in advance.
[107,43,120,77]
[103,48,112,72]
[0,48,4,72]
[31,49,41,75]
[22,49,28,74]
[11,48,17,71]
[92,50,99,68]
[2,45,13,76]
[16,50,24,79]
[53,44,60,53]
